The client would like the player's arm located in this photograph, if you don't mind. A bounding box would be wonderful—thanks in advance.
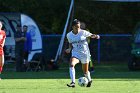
[15,32,27,42]
[65,43,72,54]
[1,38,5,47]
[90,34,100,39]
[85,30,100,39]
[15,37,25,42]
[1,34,6,47]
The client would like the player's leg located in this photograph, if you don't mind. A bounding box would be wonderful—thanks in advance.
[82,62,92,87]
[81,56,92,87]
[15,49,22,72]
[67,57,79,87]
[0,55,4,80]
[80,53,92,87]
[23,51,29,71]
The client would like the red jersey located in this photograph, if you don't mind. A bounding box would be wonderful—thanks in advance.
[0,30,6,55]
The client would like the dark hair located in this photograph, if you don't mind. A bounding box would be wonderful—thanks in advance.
[23,25,28,28]
[72,19,80,26]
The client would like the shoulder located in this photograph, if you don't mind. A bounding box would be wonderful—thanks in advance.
[80,29,87,32]
[80,29,89,34]
[67,31,72,38]
[82,29,89,32]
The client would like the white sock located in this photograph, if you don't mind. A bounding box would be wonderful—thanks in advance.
[69,67,75,83]
[84,71,92,82]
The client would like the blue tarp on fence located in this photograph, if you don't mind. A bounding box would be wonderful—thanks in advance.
[42,34,133,63]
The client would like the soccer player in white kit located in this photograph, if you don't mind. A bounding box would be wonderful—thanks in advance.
[66,19,100,87]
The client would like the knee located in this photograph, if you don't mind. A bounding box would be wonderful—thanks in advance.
[84,71,89,74]
[69,62,75,67]
[84,72,87,74]
[83,70,89,74]
[69,64,74,67]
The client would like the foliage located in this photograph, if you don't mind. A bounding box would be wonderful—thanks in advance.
[74,0,140,34]
[0,0,70,34]
[0,0,140,34]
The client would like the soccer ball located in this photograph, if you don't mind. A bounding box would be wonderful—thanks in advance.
[78,77,88,87]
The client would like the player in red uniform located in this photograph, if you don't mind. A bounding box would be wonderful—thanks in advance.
[0,21,6,80]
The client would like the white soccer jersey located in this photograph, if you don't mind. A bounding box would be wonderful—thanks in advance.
[67,29,92,63]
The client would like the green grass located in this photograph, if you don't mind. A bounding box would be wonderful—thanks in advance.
[0,62,140,93]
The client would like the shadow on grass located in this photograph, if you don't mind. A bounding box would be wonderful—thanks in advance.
[2,62,140,79]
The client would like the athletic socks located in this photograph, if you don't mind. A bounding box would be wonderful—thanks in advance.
[84,71,92,82]
[68,67,75,88]
[69,67,75,83]
[85,71,92,87]
[69,67,92,87]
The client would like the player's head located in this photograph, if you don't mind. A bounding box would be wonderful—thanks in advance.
[0,21,3,30]
[72,19,80,26]
[23,25,28,32]
[72,19,80,30]
[16,24,21,31]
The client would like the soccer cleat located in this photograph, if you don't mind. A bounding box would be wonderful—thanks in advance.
[86,80,92,87]
[67,82,75,88]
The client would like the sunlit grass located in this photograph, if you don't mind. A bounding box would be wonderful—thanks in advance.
[0,62,140,93]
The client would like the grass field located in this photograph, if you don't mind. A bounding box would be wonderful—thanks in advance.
[0,62,140,93]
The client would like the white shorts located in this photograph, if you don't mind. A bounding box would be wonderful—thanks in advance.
[72,51,91,64]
